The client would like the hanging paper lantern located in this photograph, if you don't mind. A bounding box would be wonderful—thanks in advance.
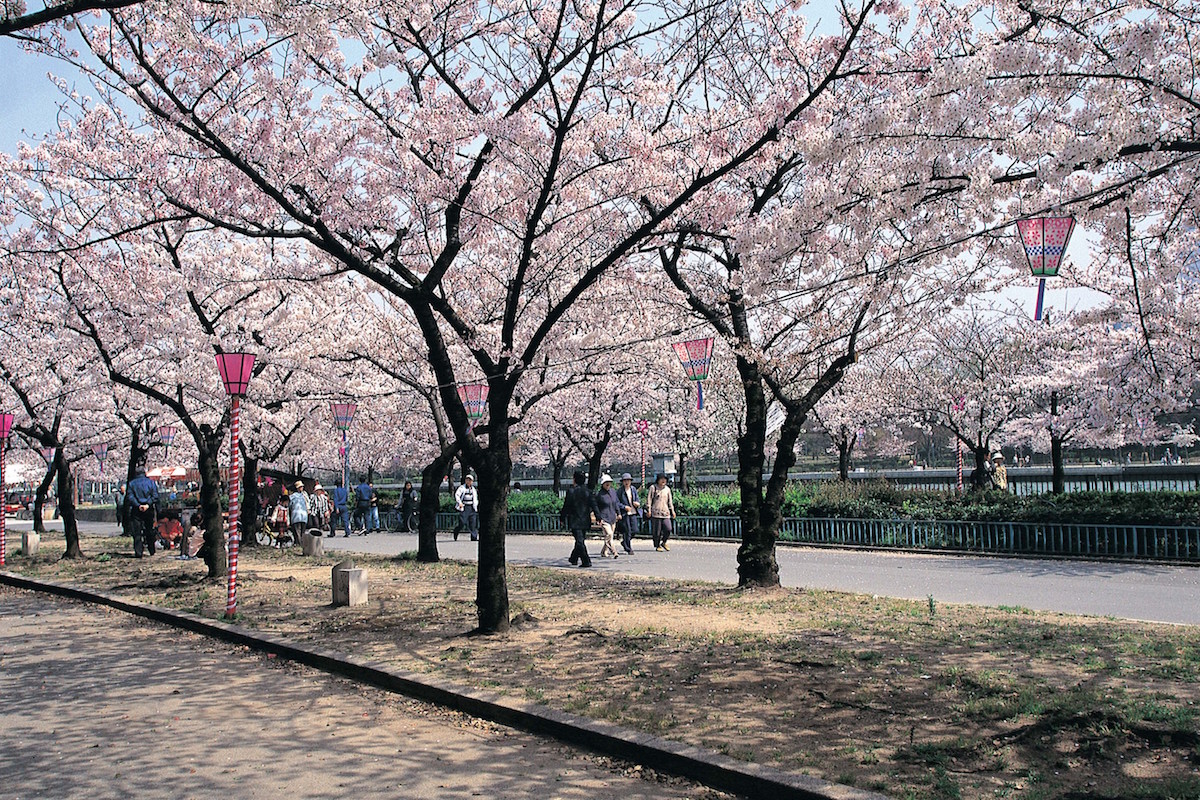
[92,443,109,474]
[457,384,489,420]
[672,337,714,410]
[330,402,357,431]
[1016,217,1075,321]
[158,425,178,461]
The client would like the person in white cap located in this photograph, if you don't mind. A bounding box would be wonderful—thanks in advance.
[591,473,621,558]
[989,452,1008,492]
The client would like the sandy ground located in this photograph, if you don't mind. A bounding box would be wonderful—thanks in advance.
[0,586,724,800]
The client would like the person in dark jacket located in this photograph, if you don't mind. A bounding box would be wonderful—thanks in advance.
[124,465,159,558]
[559,471,593,567]
[616,473,640,555]
[399,481,418,532]
[591,474,622,559]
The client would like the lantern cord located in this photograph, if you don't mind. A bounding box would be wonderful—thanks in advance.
[1033,278,1046,322]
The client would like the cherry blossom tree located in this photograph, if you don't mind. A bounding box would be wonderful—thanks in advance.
[812,353,910,480]
[6,0,1199,628]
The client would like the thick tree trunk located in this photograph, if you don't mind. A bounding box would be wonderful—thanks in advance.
[473,421,513,634]
[585,445,604,491]
[735,357,781,588]
[55,453,82,559]
[837,429,852,482]
[240,454,260,546]
[677,450,687,494]
[550,451,566,494]
[418,449,455,563]
[970,446,990,491]
[198,444,226,578]
[33,465,54,534]
[1051,435,1066,494]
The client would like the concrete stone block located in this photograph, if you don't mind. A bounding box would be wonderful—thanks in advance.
[22,531,40,557]
[331,559,367,606]
[301,531,324,557]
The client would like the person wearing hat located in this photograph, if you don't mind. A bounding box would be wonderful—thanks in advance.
[310,483,331,535]
[616,473,640,555]
[646,473,677,551]
[454,474,480,542]
[288,480,310,544]
[559,471,593,567]
[989,452,1008,492]
[592,473,622,558]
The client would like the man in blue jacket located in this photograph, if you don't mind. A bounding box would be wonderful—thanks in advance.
[125,463,159,558]
[331,480,351,538]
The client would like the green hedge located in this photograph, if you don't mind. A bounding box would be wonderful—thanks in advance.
[420,483,1200,526]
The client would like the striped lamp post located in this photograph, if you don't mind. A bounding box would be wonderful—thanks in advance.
[635,419,650,489]
[215,352,255,619]
[956,445,964,493]
[330,402,357,491]
[0,413,12,566]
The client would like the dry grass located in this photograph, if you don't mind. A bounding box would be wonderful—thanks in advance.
[10,532,1200,800]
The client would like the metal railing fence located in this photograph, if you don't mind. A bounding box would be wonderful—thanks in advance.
[433,511,1200,562]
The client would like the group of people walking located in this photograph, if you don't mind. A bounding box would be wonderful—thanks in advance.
[560,471,677,568]
[272,478,422,539]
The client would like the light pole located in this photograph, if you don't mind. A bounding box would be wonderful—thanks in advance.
[330,402,357,491]
[216,352,255,619]
[0,413,12,566]
[159,425,178,462]
[635,419,650,489]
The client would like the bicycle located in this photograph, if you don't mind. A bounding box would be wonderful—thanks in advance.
[254,515,296,549]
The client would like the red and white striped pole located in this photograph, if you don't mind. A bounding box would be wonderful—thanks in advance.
[0,413,12,566]
[956,443,964,493]
[215,352,254,620]
[0,433,7,567]
[225,395,242,618]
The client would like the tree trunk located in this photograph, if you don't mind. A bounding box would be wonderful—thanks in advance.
[837,427,852,482]
[418,449,456,563]
[240,454,260,546]
[468,400,514,633]
[550,449,566,494]
[677,450,687,494]
[585,444,604,491]
[198,443,226,578]
[1051,435,1066,494]
[734,356,781,588]
[125,425,149,484]
[970,446,990,491]
[55,452,83,559]
[33,464,55,534]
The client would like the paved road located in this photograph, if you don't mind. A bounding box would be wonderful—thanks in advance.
[325,530,1200,626]
[11,519,1200,625]
[0,586,718,800]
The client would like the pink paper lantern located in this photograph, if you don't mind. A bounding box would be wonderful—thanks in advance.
[215,352,256,397]
[457,384,489,420]
[330,402,358,431]
[0,413,12,440]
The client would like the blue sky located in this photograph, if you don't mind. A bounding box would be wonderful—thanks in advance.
[0,36,72,154]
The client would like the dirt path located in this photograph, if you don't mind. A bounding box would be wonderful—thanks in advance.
[0,586,725,800]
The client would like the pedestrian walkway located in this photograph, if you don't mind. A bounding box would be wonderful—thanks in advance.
[0,586,721,800]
